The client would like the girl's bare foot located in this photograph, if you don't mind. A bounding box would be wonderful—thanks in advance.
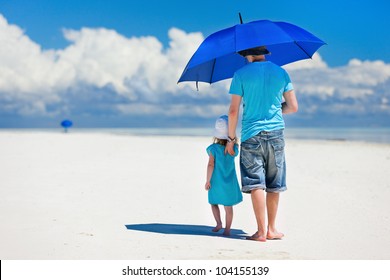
[212,224,222,232]
[222,229,231,236]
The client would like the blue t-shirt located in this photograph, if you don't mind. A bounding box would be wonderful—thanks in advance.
[229,61,294,142]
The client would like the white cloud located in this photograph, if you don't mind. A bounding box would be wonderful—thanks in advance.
[58,26,206,100]
[0,15,59,99]
[284,53,328,70]
[0,14,206,116]
[288,56,390,99]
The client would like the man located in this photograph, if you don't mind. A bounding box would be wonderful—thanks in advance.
[225,46,298,242]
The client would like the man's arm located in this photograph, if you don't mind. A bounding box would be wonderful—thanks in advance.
[226,94,242,155]
[282,90,298,114]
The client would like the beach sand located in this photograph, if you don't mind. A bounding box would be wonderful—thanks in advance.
[0,130,389,260]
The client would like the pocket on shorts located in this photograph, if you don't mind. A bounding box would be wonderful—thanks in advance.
[271,139,285,168]
[240,142,261,169]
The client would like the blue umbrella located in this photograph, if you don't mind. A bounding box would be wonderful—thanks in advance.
[61,119,73,132]
[178,19,326,85]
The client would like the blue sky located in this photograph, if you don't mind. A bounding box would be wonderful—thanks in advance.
[0,0,390,127]
[2,0,389,66]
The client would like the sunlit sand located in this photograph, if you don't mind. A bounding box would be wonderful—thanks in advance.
[1,130,389,259]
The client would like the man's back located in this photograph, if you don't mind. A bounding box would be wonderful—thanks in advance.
[229,61,293,141]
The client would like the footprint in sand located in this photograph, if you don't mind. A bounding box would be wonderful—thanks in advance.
[79,232,94,236]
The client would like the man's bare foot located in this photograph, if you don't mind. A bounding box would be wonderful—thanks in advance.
[246,232,266,242]
[267,230,284,240]
[212,224,222,232]
[222,229,231,236]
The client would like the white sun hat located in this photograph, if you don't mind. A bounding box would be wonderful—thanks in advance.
[213,115,228,139]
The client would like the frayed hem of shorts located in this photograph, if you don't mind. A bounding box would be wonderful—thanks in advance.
[241,185,266,194]
[266,187,287,193]
[241,185,287,194]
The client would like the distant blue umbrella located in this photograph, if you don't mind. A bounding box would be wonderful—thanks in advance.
[61,119,73,132]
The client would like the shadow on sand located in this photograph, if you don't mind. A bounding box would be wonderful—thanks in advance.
[125,223,248,240]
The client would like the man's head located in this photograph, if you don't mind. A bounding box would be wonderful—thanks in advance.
[238,46,270,57]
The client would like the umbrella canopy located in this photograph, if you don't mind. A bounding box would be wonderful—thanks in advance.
[178,19,326,85]
[61,119,73,133]
[61,120,73,128]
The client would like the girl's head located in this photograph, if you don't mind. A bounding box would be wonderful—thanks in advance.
[213,115,228,145]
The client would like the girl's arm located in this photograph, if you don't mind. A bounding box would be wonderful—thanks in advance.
[205,154,215,190]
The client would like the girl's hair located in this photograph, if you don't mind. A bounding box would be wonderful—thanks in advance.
[213,137,228,146]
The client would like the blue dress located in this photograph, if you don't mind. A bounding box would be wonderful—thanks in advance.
[206,143,243,206]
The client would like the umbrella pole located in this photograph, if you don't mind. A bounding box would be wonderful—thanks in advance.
[239,12,243,24]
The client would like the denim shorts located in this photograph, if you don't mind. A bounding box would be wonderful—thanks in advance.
[240,129,287,193]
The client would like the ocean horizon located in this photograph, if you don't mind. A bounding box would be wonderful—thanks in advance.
[1,127,390,144]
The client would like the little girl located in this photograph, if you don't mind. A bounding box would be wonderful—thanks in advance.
[205,115,243,236]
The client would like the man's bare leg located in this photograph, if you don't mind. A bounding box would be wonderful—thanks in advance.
[266,192,284,239]
[247,189,267,242]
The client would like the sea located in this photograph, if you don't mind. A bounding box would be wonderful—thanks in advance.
[3,127,390,144]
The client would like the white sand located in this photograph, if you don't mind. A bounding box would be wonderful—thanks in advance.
[0,130,389,260]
